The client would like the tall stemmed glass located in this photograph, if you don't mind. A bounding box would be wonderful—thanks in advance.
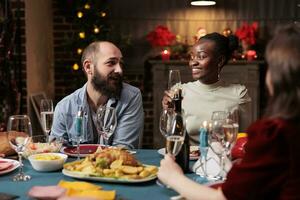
[159,108,174,138]
[7,115,32,181]
[168,69,181,101]
[40,99,54,135]
[97,106,117,145]
[221,118,239,159]
[210,111,228,179]
[74,106,84,160]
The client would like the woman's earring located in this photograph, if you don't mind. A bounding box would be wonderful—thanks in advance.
[217,67,221,80]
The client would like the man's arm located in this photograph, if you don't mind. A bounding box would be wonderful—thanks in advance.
[51,102,67,139]
[112,90,144,149]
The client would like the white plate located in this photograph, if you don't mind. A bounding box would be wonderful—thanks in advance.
[157,146,200,160]
[0,159,20,175]
[62,166,157,183]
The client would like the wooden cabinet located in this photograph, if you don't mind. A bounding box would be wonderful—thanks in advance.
[150,60,266,148]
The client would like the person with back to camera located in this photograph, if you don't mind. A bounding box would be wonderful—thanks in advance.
[51,41,144,149]
[158,23,300,199]
[162,32,251,145]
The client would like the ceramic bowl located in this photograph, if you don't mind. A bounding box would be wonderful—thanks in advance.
[28,153,67,172]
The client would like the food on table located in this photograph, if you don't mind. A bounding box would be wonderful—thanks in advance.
[0,160,13,171]
[28,180,116,200]
[28,186,66,199]
[23,139,62,158]
[28,153,68,172]
[64,148,158,180]
[33,154,62,161]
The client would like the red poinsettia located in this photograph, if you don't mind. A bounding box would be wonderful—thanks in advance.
[146,25,176,47]
[235,22,258,45]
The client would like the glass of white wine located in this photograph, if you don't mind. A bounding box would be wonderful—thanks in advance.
[40,99,54,135]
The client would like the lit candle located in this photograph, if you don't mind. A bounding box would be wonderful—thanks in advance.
[246,50,257,61]
[161,49,170,61]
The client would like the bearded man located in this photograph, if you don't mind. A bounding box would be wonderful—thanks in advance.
[51,41,144,149]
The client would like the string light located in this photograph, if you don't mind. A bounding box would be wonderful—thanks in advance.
[79,32,85,39]
[77,48,83,54]
[77,11,83,18]
[72,63,79,70]
[100,12,106,17]
[94,26,100,34]
[84,4,90,9]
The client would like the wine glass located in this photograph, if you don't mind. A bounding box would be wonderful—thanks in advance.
[75,106,84,160]
[210,111,228,179]
[97,106,117,144]
[7,115,32,181]
[222,119,239,158]
[168,69,181,100]
[159,108,174,138]
[40,99,54,135]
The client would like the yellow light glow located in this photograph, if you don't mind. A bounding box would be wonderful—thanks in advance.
[77,11,83,18]
[94,27,100,33]
[72,63,79,70]
[191,0,216,6]
[84,4,90,9]
[77,48,82,54]
[79,32,85,39]
[100,12,106,17]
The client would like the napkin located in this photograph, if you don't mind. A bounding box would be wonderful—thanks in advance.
[192,142,232,180]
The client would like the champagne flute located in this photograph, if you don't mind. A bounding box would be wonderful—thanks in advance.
[165,108,185,156]
[97,106,117,145]
[7,115,32,181]
[40,99,54,135]
[168,69,181,102]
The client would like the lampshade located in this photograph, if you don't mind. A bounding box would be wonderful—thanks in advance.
[191,0,216,6]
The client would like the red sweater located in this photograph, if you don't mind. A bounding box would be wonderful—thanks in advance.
[222,118,300,200]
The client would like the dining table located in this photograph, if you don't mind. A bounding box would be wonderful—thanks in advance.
[0,149,203,200]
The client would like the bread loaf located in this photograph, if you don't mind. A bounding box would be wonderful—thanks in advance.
[0,131,27,156]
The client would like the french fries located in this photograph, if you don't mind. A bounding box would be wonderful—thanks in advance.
[63,149,158,180]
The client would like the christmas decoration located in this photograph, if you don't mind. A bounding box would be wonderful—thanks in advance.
[235,22,258,49]
[57,0,131,89]
[146,25,176,47]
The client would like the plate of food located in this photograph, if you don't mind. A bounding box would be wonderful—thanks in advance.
[0,158,20,175]
[62,148,158,183]
[157,145,200,160]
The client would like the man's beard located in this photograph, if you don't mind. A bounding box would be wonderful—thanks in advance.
[91,69,123,99]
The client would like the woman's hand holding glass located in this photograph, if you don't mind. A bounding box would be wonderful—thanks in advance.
[7,115,32,181]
